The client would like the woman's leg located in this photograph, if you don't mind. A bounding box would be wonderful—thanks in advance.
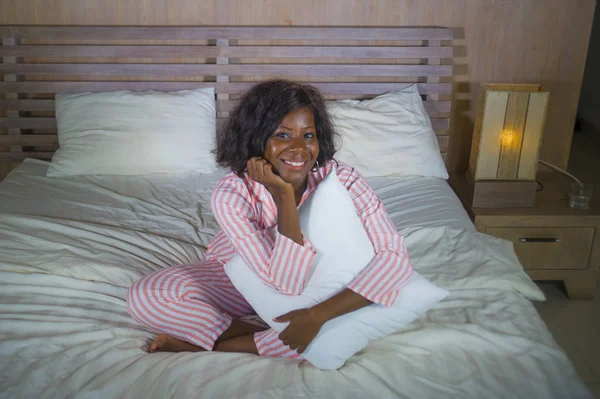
[127,261,259,352]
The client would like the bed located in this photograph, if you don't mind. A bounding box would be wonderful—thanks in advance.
[0,26,593,398]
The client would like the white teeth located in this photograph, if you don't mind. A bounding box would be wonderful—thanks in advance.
[284,160,305,167]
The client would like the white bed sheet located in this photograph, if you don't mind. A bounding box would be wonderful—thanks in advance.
[366,175,474,234]
[0,159,472,286]
[0,159,592,399]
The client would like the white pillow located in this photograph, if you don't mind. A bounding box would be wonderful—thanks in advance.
[47,88,217,177]
[327,84,449,179]
[224,169,449,370]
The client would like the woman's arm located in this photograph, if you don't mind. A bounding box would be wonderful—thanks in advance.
[274,288,372,353]
[339,167,414,306]
[247,156,303,245]
[211,160,315,295]
[271,185,304,246]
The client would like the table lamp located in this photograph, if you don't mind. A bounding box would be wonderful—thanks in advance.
[467,83,550,207]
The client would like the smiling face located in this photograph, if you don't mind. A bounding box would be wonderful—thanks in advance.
[263,106,319,192]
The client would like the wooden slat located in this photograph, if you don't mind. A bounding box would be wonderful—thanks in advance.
[3,37,21,155]
[0,26,454,41]
[426,40,441,102]
[0,45,454,59]
[431,118,450,131]
[0,63,453,77]
[0,152,54,162]
[474,91,509,180]
[215,100,238,114]
[0,26,455,171]
[437,136,449,152]
[423,101,452,114]
[0,134,57,146]
[0,82,451,95]
[497,92,529,180]
[216,38,232,102]
[0,99,55,111]
[518,92,549,180]
[0,118,56,129]
[469,84,488,175]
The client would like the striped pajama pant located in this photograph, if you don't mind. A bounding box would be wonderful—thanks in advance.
[127,261,301,359]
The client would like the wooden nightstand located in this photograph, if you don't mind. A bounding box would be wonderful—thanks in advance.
[450,171,600,299]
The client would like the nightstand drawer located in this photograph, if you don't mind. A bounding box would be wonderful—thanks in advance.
[486,227,595,270]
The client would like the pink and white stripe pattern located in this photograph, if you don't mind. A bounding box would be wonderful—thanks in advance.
[128,261,254,350]
[254,329,302,359]
[209,177,317,296]
[128,160,413,356]
[209,160,414,306]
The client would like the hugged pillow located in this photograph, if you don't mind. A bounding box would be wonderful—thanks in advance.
[224,169,448,370]
[327,84,448,179]
[47,88,217,177]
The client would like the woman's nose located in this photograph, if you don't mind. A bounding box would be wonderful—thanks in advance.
[288,136,305,150]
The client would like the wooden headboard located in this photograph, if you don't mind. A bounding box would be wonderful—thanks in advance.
[0,25,454,176]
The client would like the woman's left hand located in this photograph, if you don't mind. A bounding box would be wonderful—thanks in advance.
[274,308,325,354]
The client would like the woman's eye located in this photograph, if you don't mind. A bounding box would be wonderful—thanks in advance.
[304,132,315,139]
[274,132,290,139]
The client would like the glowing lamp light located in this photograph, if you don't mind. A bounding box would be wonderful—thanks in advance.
[469,84,549,182]
[501,129,516,148]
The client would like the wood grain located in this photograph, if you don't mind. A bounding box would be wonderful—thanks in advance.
[518,92,549,180]
[2,37,19,178]
[0,26,453,176]
[0,26,454,40]
[0,82,451,94]
[487,226,594,270]
[0,118,56,129]
[0,63,453,77]
[449,171,600,299]
[0,45,454,59]
[0,0,596,174]
[0,152,54,162]
[496,92,529,180]
[474,91,508,180]
[0,135,58,146]
[0,99,56,111]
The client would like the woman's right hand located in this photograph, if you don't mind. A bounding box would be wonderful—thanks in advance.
[247,157,291,195]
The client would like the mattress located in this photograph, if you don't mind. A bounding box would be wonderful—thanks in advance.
[0,159,473,286]
[0,159,592,399]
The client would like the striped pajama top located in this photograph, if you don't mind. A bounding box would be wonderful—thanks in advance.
[206,160,414,306]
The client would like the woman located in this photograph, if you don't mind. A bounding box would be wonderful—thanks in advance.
[127,80,414,358]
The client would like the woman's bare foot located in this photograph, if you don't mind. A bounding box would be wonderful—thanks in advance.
[147,317,267,354]
[148,334,205,353]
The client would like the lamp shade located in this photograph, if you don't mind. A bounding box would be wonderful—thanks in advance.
[469,84,549,181]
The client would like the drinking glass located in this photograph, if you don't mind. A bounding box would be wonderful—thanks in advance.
[569,183,593,210]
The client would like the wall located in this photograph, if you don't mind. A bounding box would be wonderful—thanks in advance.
[0,0,596,171]
[579,2,600,130]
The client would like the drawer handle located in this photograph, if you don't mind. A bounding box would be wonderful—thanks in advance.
[519,237,560,243]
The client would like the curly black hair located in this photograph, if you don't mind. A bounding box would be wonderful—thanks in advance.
[216,79,338,175]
